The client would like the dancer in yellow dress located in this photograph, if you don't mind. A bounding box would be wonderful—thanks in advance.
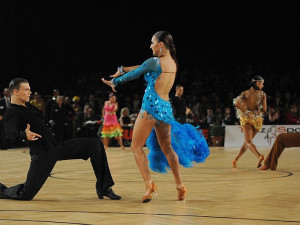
[232,76,267,168]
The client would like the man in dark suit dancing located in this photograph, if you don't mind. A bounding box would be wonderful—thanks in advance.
[0,78,121,200]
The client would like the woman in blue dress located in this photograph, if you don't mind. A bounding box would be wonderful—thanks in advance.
[102,31,209,203]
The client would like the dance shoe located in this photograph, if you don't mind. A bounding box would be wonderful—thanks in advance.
[259,164,268,170]
[0,183,7,192]
[257,155,264,168]
[98,188,121,200]
[177,185,187,201]
[142,181,157,203]
[0,183,8,199]
[232,159,237,168]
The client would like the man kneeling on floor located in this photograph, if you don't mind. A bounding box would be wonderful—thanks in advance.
[0,78,121,200]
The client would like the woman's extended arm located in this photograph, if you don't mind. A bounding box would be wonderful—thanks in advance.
[102,57,159,91]
[114,102,119,113]
[234,92,248,113]
[109,65,140,79]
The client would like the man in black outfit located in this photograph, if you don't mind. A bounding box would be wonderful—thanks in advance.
[170,84,188,124]
[50,95,72,141]
[0,78,121,201]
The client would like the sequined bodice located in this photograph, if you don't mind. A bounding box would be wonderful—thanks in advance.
[113,57,175,123]
[142,60,174,123]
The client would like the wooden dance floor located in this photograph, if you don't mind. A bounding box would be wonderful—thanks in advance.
[1,146,300,225]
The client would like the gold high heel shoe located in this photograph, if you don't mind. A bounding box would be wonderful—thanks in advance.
[232,159,237,168]
[177,185,187,201]
[142,181,157,203]
[257,155,264,168]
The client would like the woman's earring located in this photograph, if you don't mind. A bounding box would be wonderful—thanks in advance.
[160,48,162,52]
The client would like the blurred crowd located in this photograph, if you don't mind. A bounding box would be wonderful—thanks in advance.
[1,63,300,149]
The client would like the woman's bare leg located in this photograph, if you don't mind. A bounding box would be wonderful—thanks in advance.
[233,142,247,167]
[131,111,156,190]
[243,124,261,157]
[103,137,109,150]
[243,124,264,167]
[154,122,182,188]
[233,127,259,167]
[117,136,126,150]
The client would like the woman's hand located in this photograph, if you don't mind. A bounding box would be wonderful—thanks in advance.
[248,112,254,120]
[110,70,123,78]
[102,78,116,92]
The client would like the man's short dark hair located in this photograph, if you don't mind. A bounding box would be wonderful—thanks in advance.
[176,84,183,89]
[9,78,28,95]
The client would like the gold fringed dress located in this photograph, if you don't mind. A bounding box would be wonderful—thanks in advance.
[233,89,265,131]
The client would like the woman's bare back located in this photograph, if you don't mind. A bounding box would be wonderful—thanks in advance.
[241,89,265,111]
[154,57,177,101]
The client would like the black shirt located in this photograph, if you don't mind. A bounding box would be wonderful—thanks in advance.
[170,96,186,123]
[4,103,58,150]
[51,103,68,124]
[121,116,131,124]
[222,114,236,125]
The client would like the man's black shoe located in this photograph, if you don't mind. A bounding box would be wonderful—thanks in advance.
[0,183,7,192]
[0,183,9,199]
[98,188,121,200]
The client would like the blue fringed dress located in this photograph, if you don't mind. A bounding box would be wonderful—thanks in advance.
[112,57,210,173]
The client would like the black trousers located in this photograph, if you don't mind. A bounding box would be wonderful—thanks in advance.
[0,138,114,200]
[0,121,7,149]
[176,116,186,124]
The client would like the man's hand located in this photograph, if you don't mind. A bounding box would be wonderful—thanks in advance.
[25,124,42,141]
[0,115,3,121]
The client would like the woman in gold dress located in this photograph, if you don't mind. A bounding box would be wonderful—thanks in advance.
[232,76,267,168]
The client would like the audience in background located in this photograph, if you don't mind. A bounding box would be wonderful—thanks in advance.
[119,107,133,128]
[1,64,300,149]
[30,92,45,116]
[285,104,300,125]
[222,107,237,125]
